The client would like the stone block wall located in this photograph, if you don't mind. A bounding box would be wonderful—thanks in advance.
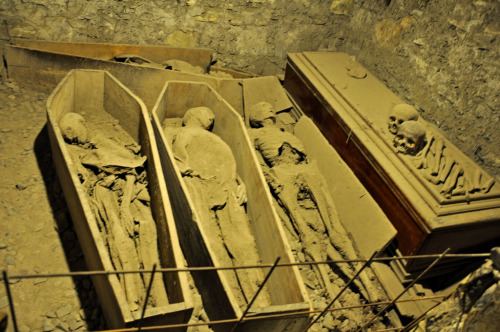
[1,0,498,178]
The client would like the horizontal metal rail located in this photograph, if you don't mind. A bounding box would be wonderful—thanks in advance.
[1,252,489,281]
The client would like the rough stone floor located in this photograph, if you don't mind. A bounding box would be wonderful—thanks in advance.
[0,79,105,332]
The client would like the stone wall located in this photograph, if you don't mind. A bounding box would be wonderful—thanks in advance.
[1,0,498,178]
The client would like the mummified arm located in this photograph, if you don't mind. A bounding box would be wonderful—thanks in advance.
[172,131,196,177]
[235,174,247,206]
[120,174,137,238]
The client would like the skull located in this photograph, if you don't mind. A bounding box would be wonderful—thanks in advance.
[183,107,215,131]
[59,112,88,144]
[387,104,419,135]
[393,121,426,155]
[249,102,276,128]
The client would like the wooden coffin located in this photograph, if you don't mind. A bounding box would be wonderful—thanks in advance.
[151,81,310,332]
[284,52,500,273]
[4,39,245,115]
[46,69,192,329]
[12,39,214,69]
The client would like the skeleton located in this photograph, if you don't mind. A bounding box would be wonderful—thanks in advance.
[248,102,385,305]
[170,106,270,308]
[387,103,419,135]
[393,120,427,156]
[61,112,169,311]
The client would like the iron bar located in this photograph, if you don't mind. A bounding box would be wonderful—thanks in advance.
[230,257,281,332]
[1,252,489,280]
[304,251,379,331]
[136,264,157,332]
[354,248,451,332]
[2,270,19,332]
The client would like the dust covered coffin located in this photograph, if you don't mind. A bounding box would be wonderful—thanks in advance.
[151,81,310,332]
[46,69,193,329]
[284,52,500,273]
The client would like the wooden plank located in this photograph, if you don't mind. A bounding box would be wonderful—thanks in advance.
[210,66,256,79]
[151,81,310,332]
[12,39,213,69]
[215,78,244,117]
[371,262,424,319]
[294,116,397,257]
[284,52,500,274]
[47,69,192,330]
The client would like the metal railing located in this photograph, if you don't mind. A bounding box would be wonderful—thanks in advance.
[1,250,490,332]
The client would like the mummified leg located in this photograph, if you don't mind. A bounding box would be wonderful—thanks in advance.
[216,192,271,308]
[94,184,145,311]
[272,179,334,295]
[183,177,247,307]
[119,174,136,238]
[90,195,125,292]
[131,198,169,306]
[300,169,385,303]
[298,213,340,302]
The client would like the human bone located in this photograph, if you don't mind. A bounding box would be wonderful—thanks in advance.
[387,104,419,135]
[182,106,215,130]
[248,101,276,128]
[393,121,427,155]
[59,112,88,144]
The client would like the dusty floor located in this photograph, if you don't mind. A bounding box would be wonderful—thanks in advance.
[0,80,105,331]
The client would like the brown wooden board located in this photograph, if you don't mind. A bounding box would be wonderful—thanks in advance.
[3,44,244,115]
[284,52,500,274]
[47,69,192,330]
[12,39,213,69]
[151,81,310,332]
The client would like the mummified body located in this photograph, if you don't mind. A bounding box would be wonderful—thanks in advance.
[169,107,270,308]
[60,112,169,312]
[248,102,385,305]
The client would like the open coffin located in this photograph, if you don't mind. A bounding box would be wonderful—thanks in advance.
[46,69,192,330]
[151,81,310,332]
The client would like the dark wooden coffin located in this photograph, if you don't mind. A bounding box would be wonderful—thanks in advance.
[284,52,500,273]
